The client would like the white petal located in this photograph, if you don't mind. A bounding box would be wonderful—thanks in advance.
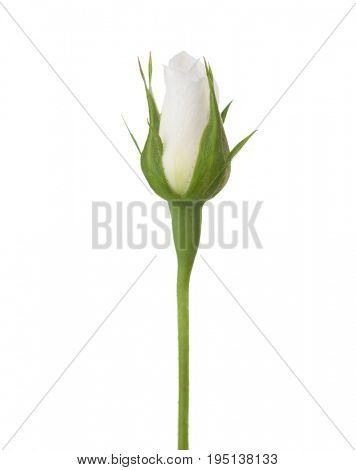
[168,51,198,74]
[159,52,217,195]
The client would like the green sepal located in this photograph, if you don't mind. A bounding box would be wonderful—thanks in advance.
[228,130,256,161]
[221,100,232,123]
[184,62,230,201]
[122,116,141,155]
[148,52,153,88]
[141,128,177,199]
[204,130,256,196]
[138,57,160,131]
[139,56,177,200]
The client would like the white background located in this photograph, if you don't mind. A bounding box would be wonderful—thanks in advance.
[0,0,355,468]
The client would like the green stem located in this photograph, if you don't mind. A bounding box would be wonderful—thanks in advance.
[177,266,189,450]
[169,200,203,450]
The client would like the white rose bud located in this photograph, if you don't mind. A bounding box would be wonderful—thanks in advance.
[126,52,254,201]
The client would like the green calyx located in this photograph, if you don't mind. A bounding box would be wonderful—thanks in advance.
[126,54,255,202]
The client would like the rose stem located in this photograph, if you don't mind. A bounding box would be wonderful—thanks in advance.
[169,200,203,450]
